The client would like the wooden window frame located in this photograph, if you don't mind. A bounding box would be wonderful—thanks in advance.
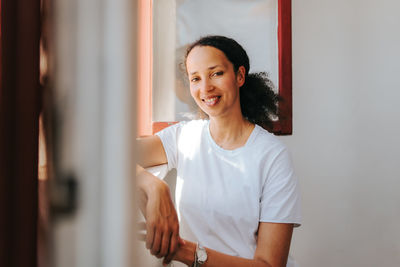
[0,0,41,266]
[138,0,292,136]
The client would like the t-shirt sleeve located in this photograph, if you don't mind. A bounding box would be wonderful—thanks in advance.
[260,147,302,227]
[155,122,182,171]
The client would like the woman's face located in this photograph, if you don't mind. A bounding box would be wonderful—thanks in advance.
[186,46,245,119]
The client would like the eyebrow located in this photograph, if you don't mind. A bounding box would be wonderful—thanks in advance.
[189,65,222,75]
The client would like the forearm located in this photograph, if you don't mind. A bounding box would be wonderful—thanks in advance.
[174,241,271,267]
[136,164,172,218]
[136,164,153,194]
[136,165,152,216]
[136,165,165,195]
[136,164,180,261]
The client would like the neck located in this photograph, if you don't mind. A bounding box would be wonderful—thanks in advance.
[209,115,255,150]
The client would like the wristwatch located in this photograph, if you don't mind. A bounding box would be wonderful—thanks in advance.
[192,242,207,267]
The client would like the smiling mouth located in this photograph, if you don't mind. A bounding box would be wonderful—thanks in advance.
[202,96,221,106]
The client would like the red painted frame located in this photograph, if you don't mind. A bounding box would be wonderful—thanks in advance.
[138,0,292,136]
[274,0,292,135]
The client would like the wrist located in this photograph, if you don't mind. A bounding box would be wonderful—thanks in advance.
[137,167,168,196]
[174,240,196,266]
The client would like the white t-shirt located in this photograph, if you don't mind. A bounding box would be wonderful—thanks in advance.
[156,120,301,266]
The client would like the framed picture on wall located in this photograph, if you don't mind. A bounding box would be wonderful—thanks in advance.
[139,0,292,135]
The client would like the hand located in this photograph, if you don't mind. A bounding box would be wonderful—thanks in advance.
[162,237,186,266]
[137,221,186,266]
[144,179,180,262]
[164,239,194,267]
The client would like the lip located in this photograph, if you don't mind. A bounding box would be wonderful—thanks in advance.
[201,96,221,106]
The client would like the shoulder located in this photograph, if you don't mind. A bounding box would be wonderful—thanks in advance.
[176,119,208,136]
[180,119,208,128]
[252,124,287,153]
[156,120,209,147]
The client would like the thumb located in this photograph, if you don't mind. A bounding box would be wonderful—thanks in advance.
[178,237,186,246]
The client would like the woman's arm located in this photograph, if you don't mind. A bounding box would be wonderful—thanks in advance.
[136,135,180,264]
[170,222,293,267]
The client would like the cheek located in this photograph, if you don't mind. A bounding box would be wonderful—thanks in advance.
[189,85,198,99]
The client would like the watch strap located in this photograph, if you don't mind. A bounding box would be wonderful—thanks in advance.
[191,244,198,267]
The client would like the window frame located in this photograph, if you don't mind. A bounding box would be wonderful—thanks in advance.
[0,0,41,266]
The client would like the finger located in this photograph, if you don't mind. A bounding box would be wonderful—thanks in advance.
[178,237,186,246]
[151,229,162,256]
[162,259,168,266]
[146,223,155,249]
[163,232,177,264]
[157,231,171,258]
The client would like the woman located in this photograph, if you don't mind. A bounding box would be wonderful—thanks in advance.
[137,36,301,267]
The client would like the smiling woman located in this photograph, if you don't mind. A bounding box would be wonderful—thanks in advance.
[137,35,301,267]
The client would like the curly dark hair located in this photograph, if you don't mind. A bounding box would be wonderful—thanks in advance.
[184,35,280,130]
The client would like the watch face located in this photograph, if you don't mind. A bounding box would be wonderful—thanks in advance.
[197,248,207,262]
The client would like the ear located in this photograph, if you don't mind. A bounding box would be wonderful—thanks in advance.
[236,66,246,87]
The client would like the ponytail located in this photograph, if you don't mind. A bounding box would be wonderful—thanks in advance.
[240,72,280,130]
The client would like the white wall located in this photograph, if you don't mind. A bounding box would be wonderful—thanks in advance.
[281,1,400,266]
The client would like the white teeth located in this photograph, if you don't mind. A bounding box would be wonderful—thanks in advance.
[204,97,218,104]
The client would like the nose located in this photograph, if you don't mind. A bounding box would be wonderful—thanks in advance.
[200,78,214,93]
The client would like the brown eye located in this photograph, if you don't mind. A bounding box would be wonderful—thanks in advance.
[191,77,200,82]
[212,71,223,77]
